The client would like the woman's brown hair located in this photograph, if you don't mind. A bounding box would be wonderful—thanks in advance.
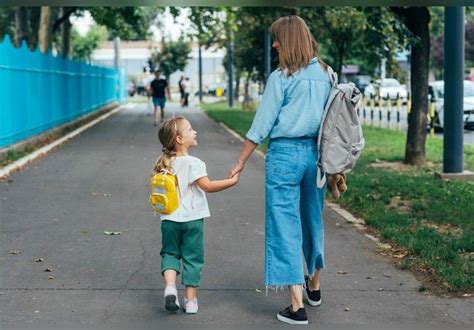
[152,116,185,174]
[270,15,327,75]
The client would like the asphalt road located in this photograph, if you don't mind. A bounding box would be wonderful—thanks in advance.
[1,102,472,327]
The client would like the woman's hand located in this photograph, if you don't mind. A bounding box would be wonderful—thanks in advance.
[228,160,245,178]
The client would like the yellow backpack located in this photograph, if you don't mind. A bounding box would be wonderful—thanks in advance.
[149,170,179,215]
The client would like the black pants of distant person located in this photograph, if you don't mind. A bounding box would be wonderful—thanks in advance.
[183,93,189,107]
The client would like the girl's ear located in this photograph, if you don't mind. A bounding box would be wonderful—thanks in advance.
[176,134,183,145]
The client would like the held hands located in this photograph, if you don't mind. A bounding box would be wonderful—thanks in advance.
[228,160,245,179]
[228,171,240,185]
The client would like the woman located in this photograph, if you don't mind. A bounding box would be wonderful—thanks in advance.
[228,15,331,325]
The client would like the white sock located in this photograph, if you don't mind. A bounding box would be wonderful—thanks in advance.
[164,285,177,297]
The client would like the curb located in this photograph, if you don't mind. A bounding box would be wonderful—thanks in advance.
[0,104,132,179]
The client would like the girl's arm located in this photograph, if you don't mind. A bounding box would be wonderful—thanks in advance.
[196,173,239,193]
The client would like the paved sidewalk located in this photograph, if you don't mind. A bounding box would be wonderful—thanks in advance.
[0,102,472,327]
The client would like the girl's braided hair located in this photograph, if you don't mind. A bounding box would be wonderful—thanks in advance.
[152,116,185,174]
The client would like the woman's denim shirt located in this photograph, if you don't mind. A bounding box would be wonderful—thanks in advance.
[246,58,331,145]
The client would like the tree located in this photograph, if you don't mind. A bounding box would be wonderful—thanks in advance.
[71,24,108,61]
[186,7,226,101]
[14,7,27,47]
[302,7,368,77]
[38,6,52,53]
[2,7,159,57]
[391,7,431,166]
[150,36,192,79]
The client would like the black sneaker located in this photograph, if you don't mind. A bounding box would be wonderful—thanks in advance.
[164,294,180,312]
[305,275,322,307]
[277,306,308,325]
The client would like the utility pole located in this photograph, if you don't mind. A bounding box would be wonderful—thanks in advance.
[443,7,464,174]
[227,28,234,108]
[198,43,203,102]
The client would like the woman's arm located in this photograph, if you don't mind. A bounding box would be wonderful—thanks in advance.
[196,173,240,193]
[228,139,257,178]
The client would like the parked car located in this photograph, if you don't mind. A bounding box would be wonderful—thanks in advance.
[352,76,371,94]
[208,83,227,96]
[428,80,474,130]
[364,78,408,103]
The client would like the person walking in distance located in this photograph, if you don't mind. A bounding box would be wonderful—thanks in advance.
[149,70,171,126]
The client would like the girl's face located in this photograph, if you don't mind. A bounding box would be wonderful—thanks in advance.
[177,119,198,148]
[272,40,281,53]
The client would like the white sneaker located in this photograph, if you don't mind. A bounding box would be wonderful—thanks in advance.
[184,297,198,314]
[164,285,180,312]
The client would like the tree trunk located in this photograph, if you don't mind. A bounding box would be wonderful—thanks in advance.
[60,7,72,59]
[401,8,431,165]
[234,71,240,101]
[38,6,51,53]
[14,7,27,47]
[243,75,250,110]
[337,44,344,78]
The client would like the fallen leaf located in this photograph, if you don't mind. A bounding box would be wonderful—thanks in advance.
[377,243,392,250]
[383,274,392,278]
[44,268,52,272]
[34,258,44,262]
[344,307,350,312]
[9,250,21,255]
[462,293,472,297]
[104,231,121,235]
[393,253,407,259]
[255,288,262,293]
[366,276,374,279]
[48,276,54,280]
[378,288,384,291]
[103,193,111,197]
[337,271,347,275]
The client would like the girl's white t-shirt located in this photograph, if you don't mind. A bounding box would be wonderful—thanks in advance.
[160,155,210,222]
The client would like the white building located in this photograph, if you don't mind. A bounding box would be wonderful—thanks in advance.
[91,40,226,92]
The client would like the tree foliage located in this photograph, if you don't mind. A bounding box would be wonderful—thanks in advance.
[150,36,191,78]
[71,24,108,61]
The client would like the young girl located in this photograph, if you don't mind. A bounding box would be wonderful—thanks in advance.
[152,116,240,314]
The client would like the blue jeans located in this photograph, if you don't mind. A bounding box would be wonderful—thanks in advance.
[265,137,326,286]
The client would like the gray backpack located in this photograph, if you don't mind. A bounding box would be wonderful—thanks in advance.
[316,66,365,188]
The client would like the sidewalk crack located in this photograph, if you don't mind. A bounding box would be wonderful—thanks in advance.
[102,238,147,323]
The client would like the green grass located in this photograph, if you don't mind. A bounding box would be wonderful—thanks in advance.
[0,147,35,167]
[201,101,474,292]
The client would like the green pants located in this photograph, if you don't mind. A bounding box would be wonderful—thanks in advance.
[160,219,204,287]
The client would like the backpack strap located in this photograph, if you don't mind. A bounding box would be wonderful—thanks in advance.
[315,65,337,189]
[326,66,338,88]
[317,166,326,189]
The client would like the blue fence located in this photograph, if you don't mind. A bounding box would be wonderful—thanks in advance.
[0,35,124,148]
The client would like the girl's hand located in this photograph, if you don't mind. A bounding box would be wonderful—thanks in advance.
[229,172,240,185]
[228,161,244,178]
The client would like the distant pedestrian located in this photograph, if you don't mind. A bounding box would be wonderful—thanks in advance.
[149,70,171,126]
[152,116,240,314]
[228,15,331,325]
[178,76,185,106]
[181,77,190,107]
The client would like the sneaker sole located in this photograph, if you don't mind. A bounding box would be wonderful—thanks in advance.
[164,295,180,312]
[277,313,308,325]
[306,295,322,307]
